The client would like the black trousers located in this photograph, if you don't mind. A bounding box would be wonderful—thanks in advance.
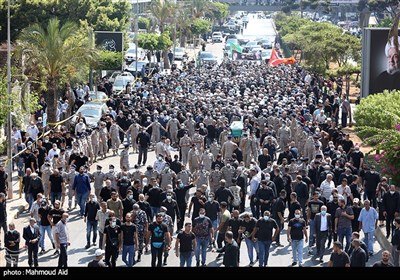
[27,243,39,267]
[250,197,260,219]
[177,203,187,231]
[316,231,328,258]
[151,244,164,267]
[58,243,68,267]
[138,147,148,165]
[105,244,119,267]
[217,231,226,249]
[386,215,395,237]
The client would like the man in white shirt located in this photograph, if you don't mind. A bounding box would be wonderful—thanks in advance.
[320,174,335,201]
[48,144,60,160]
[315,206,332,263]
[248,167,261,219]
[26,122,39,141]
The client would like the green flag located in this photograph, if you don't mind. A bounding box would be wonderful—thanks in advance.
[229,42,243,54]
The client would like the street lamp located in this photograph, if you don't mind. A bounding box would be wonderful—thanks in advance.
[6,0,13,199]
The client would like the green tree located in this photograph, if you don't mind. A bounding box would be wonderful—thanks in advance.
[366,0,400,19]
[0,70,40,128]
[157,31,173,52]
[191,19,211,36]
[138,17,150,31]
[207,2,229,26]
[138,32,159,51]
[98,50,122,70]
[18,18,98,126]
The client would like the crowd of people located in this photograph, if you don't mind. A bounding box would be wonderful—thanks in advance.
[0,56,399,268]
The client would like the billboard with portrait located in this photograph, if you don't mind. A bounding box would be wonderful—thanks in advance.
[95,31,123,52]
[362,27,400,97]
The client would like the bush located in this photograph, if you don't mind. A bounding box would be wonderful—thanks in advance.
[355,90,400,130]
[98,50,122,71]
[356,90,400,185]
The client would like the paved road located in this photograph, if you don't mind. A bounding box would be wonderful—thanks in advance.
[10,16,383,268]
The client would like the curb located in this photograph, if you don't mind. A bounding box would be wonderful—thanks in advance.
[375,227,392,252]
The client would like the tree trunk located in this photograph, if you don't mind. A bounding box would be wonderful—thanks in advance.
[46,77,58,127]
[163,51,170,69]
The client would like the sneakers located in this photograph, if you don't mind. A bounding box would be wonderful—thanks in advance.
[249,261,254,267]
[85,244,90,249]
[319,258,324,263]
[39,249,45,255]
[299,264,303,267]
[196,261,200,267]
[292,262,297,266]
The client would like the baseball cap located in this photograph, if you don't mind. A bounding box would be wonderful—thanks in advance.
[95,249,105,257]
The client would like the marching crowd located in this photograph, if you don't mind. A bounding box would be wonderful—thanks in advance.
[0,58,399,268]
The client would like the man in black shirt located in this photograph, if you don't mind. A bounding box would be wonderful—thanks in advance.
[38,200,55,254]
[372,250,394,267]
[222,231,239,267]
[214,180,234,209]
[258,148,272,170]
[227,210,242,246]
[122,190,136,222]
[256,180,275,215]
[84,194,100,249]
[99,180,116,203]
[103,217,121,267]
[136,128,151,166]
[174,179,196,232]
[240,213,258,266]
[363,166,380,208]
[146,213,171,267]
[120,213,138,267]
[287,209,308,267]
[71,152,89,171]
[47,200,64,256]
[188,189,206,223]
[253,210,279,267]
[271,190,286,246]
[328,241,350,267]
[175,223,196,267]
[49,169,64,205]
[5,222,20,267]
[307,191,324,254]
[294,175,309,216]
[349,239,366,267]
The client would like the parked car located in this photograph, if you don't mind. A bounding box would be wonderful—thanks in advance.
[174,47,188,60]
[258,39,273,49]
[198,51,218,65]
[212,32,223,43]
[71,102,108,129]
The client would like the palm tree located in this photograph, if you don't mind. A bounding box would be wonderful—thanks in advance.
[149,0,175,69]
[189,0,212,19]
[18,18,97,126]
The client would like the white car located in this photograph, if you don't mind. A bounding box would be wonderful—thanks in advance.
[109,71,121,84]
[174,47,187,60]
[112,76,132,94]
[212,32,223,43]
[125,60,148,76]
[124,48,145,62]
[72,102,108,128]
[116,72,135,83]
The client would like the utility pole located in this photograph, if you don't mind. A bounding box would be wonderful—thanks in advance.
[135,0,139,75]
[6,0,13,199]
[89,27,93,90]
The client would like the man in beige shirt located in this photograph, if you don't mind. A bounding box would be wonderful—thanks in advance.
[107,191,124,220]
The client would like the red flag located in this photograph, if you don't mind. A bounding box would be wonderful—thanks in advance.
[268,48,285,67]
[283,56,296,65]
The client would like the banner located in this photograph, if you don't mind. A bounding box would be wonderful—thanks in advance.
[95,31,123,52]
[362,18,400,97]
